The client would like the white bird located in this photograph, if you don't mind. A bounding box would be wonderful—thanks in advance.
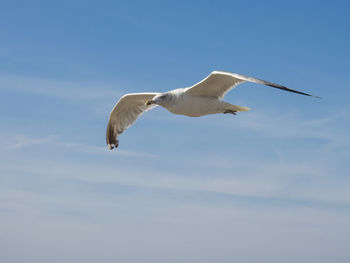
[106,71,318,149]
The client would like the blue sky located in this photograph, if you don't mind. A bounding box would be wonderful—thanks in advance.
[1,0,350,262]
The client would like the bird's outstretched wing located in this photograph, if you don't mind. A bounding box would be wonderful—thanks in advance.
[106,92,160,150]
[185,71,319,99]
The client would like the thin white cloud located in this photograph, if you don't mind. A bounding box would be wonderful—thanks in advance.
[62,142,158,158]
[0,73,121,101]
[1,122,349,206]
[2,140,349,205]
[3,133,157,158]
[12,135,58,149]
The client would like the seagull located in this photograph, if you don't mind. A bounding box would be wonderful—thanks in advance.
[106,71,318,149]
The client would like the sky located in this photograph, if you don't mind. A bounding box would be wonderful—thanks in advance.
[1,0,350,262]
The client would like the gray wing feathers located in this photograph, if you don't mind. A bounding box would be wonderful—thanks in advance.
[106,93,159,149]
[186,71,319,98]
[186,71,246,98]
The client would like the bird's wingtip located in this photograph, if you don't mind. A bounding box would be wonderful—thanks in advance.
[107,140,119,150]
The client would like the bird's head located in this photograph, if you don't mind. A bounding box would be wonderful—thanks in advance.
[146,93,171,106]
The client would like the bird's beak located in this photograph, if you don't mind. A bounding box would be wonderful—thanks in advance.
[146,100,155,106]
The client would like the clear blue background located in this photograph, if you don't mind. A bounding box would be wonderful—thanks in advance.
[1,1,350,262]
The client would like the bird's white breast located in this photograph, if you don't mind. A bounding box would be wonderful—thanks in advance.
[164,92,224,117]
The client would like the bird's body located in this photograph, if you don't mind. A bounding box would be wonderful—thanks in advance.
[158,88,244,117]
[168,93,223,117]
[106,71,318,149]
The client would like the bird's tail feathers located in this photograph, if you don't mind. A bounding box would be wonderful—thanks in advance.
[230,104,250,112]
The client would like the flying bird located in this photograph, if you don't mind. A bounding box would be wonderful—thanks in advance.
[106,71,318,149]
